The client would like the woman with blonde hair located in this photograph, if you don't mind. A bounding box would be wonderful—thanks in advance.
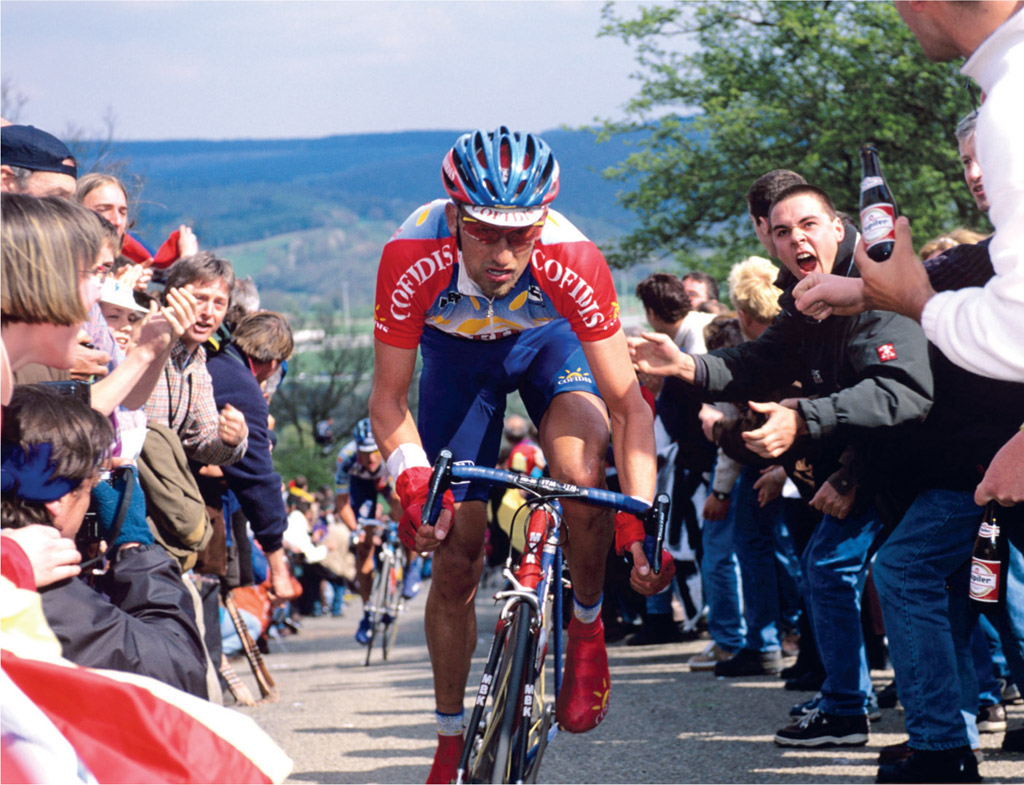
[1,193,105,403]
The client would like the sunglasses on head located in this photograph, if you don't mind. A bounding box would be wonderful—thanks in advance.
[459,211,545,248]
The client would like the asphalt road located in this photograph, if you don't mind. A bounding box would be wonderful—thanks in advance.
[235,581,1024,784]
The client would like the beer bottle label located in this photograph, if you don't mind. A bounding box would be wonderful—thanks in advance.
[860,176,885,191]
[861,203,896,245]
[970,557,1002,602]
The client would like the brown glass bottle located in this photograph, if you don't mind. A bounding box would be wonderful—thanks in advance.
[859,144,899,262]
[969,503,1006,611]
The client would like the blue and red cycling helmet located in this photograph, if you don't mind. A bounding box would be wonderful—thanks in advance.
[442,126,560,228]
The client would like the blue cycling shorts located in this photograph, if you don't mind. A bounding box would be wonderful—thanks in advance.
[418,319,600,502]
[347,475,379,521]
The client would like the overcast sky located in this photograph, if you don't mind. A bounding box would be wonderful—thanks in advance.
[1,0,652,141]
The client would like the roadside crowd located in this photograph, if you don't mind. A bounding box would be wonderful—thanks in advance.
[2,4,1023,784]
[1,120,298,782]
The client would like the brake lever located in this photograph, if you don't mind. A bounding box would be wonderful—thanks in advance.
[422,449,453,529]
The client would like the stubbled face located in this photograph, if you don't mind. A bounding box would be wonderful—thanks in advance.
[958,133,989,212]
[82,183,129,238]
[444,203,535,300]
[182,278,229,350]
[682,278,710,309]
[770,193,845,280]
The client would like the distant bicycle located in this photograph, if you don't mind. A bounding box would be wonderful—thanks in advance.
[420,450,668,784]
[357,518,408,666]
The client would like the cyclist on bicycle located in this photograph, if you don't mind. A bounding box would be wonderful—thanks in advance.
[334,418,402,643]
[369,127,674,783]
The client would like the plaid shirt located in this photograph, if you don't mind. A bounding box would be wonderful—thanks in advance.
[143,341,247,466]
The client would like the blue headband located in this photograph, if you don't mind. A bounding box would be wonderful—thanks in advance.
[0,442,79,503]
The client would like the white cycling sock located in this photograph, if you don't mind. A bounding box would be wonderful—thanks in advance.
[573,593,602,625]
[436,710,464,737]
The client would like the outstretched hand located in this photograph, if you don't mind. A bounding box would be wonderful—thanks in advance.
[627,332,695,382]
[741,400,805,458]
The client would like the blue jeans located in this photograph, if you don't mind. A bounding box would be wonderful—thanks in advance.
[774,502,804,634]
[873,489,981,750]
[972,620,1002,707]
[732,466,783,652]
[805,505,884,716]
[700,466,745,652]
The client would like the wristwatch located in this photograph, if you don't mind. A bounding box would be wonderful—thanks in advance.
[712,490,729,501]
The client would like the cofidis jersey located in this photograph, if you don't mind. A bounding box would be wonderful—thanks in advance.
[373,199,622,349]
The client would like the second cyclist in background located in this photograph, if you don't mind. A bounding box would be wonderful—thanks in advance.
[334,418,418,645]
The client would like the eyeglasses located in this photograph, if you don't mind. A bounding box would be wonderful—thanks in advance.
[459,211,545,248]
[81,264,111,284]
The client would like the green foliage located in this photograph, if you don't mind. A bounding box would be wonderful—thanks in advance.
[270,423,336,492]
[270,310,375,449]
[594,1,987,281]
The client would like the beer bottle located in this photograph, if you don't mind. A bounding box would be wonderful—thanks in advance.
[969,502,1006,611]
[859,144,899,262]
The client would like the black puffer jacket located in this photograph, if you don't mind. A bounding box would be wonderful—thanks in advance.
[692,227,934,499]
[40,543,208,699]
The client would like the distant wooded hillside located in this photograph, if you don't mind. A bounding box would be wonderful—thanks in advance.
[115,129,652,312]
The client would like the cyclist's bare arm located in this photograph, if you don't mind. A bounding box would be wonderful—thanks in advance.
[582,328,657,503]
[369,339,453,548]
[582,329,666,590]
[369,340,421,458]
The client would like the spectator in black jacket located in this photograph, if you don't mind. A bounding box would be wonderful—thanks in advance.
[1,384,208,698]
[630,184,933,749]
[201,310,296,599]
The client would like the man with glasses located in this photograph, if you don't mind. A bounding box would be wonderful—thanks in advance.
[369,127,670,783]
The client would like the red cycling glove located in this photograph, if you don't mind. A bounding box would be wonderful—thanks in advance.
[395,467,455,551]
[613,511,645,556]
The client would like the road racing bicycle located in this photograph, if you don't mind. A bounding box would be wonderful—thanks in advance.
[359,518,408,666]
[421,450,668,784]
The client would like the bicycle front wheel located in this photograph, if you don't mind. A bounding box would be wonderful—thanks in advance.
[468,602,532,784]
[382,555,404,661]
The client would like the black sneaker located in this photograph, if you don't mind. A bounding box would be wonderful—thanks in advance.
[774,709,868,747]
[625,616,691,646]
[877,680,901,709]
[785,670,826,692]
[876,746,980,784]
[1002,726,1024,753]
[714,647,783,676]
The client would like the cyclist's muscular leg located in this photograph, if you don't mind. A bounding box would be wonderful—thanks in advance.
[425,500,487,714]
[539,391,613,600]
[540,391,614,733]
[356,541,375,604]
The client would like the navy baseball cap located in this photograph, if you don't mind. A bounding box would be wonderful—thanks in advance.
[1,125,77,177]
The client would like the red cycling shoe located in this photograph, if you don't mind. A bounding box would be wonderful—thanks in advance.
[426,733,464,784]
[555,616,610,733]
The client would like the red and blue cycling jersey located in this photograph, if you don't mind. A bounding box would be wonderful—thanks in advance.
[373,199,622,348]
